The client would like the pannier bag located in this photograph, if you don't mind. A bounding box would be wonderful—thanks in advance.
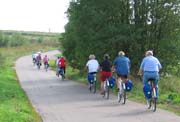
[143,83,152,99]
[87,73,94,84]
[125,79,133,92]
[108,76,115,88]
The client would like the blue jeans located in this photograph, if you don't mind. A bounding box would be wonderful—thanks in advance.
[143,71,159,97]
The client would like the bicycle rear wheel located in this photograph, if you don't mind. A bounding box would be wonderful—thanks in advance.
[45,64,48,72]
[146,99,152,109]
[152,97,157,112]
[61,69,65,80]
[92,80,96,93]
[104,80,109,99]
[89,80,96,93]
[37,62,40,70]
[118,89,126,104]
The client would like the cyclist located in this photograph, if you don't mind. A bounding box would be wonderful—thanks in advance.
[43,55,49,68]
[56,56,60,76]
[113,51,131,91]
[58,56,66,78]
[100,54,112,95]
[36,52,42,67]
[138,50,162,98]
[32,52,38,65]
[85,54,99,86]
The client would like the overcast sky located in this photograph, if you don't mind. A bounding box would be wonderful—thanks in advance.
[0,0,70,33]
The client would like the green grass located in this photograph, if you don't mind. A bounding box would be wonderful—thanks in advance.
[0,45,58,122]
[0,67,41,122]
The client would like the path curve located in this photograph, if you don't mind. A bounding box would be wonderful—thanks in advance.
[15,50,180,122]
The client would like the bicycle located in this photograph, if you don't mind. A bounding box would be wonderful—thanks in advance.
[103,76,110,99]
[145,78,157,112]
[44,62,49,72]
[33,58,36,66]
[37,61,41,70]
[58,67,65,80]
[117,78,126,104]
[89,73,97,94]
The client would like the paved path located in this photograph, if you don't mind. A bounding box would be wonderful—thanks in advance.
[15,50,180,122]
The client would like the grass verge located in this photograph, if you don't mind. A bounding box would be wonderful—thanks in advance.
[0,45,57,122]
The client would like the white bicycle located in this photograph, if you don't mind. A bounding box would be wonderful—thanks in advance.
[103,76,110,99]
[117,79,126,104]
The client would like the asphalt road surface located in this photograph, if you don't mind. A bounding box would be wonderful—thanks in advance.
[15,50,180,122]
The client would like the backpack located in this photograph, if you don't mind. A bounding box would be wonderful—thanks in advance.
[59,58,65,67]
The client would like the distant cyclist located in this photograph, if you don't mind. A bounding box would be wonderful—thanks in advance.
[36,52,42,67]
[58,56,66,77]
[100,54,112,95]
[43,55,49,68]
[32,52,38,65]
[85,54,99,85]
[56,56,60,76]
[138,50,162,98]
[113,51,131,91]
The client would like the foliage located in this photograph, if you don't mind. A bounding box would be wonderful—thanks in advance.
[0,30,60,48]
[63,0,180,75]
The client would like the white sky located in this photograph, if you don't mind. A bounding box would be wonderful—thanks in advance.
[0,0,70,33]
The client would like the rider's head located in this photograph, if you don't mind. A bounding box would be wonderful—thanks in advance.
[118,51,125,56]
[89,54,95,60]
[103,53,110,60]
[145,50,153,56]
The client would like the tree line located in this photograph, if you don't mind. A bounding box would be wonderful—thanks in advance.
[62,0,180,75]
[0,30,60,47]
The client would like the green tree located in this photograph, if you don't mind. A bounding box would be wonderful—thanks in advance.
[63,0,180,74]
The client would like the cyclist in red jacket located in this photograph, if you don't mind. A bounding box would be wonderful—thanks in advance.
[58,56,66,77]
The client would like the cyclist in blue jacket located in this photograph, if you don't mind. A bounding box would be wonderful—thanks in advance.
[113,51,131,91]
[138,50,162,98]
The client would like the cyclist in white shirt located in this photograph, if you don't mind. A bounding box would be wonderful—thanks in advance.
[86,54,99,74]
